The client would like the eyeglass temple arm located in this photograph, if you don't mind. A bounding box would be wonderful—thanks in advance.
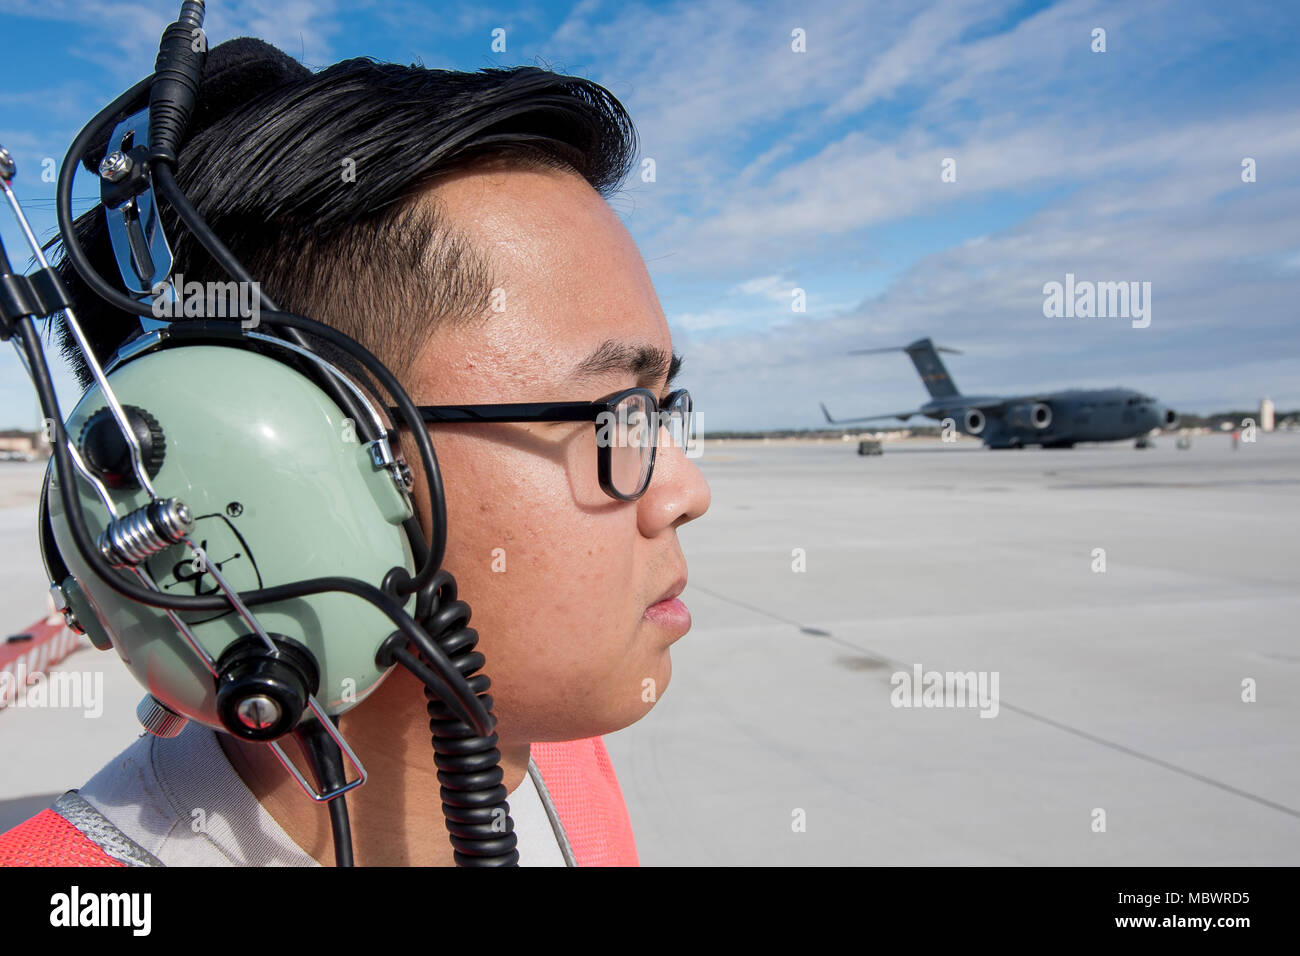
[385,403,604,425]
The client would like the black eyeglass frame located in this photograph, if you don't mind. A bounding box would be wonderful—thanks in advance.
[387,387,694,502]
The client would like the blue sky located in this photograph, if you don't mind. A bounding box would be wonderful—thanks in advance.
[2,0,1298,431]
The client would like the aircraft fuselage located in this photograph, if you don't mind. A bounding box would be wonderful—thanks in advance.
[921,388,1178,448]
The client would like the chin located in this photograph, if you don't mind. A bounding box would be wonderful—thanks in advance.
[602,694,662,737]
[562,662,676,741]
[630,649,672,718]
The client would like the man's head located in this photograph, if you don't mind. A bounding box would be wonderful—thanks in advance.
[53,40,710,743]
[387,162,712,742]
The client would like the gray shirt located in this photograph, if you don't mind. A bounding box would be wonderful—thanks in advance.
[69,721,572,866]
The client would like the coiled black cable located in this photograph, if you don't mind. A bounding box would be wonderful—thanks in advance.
[411,568,519,866]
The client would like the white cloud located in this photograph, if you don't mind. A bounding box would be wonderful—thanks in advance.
[731,274,792,301]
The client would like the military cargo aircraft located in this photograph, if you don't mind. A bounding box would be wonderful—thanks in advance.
[819,337,1178,449]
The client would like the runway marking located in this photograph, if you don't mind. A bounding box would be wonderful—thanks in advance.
[690,582,1300,822]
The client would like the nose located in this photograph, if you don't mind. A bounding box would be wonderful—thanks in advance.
[638,425,711,535]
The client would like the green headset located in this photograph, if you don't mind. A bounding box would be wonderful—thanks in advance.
[1,0,520,866]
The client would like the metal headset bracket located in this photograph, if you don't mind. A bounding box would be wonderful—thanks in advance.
[99,109,176,333]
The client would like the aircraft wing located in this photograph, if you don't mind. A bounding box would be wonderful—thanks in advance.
[819,402,924,425]
[928,397,1011,413]
[926,395,1056,416]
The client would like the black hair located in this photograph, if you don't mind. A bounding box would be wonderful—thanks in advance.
[49,39,639,391]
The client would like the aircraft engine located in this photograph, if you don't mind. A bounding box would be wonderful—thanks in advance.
[1164,408,1178,428]
[1008,402,1052,430]
[963,408,985,435]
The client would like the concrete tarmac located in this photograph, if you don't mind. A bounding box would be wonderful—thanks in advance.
[2,433,1297,865]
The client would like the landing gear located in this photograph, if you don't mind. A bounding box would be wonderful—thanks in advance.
[1042,440,1075,449]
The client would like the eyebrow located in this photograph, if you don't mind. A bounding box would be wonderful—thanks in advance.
[568,339,682,390]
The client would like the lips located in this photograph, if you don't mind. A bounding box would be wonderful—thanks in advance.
[649,574,687,608]
[644,573,691,633]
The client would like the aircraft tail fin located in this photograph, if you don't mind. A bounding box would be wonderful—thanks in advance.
[849,337,962,399]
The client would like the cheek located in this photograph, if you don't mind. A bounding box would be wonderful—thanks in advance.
[404,430,655,740]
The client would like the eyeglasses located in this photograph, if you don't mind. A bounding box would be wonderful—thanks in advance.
[387,387,695,501]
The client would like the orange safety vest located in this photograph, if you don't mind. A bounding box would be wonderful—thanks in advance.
[0,735,638,867]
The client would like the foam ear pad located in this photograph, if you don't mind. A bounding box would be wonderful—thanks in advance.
[79,36,312,173]
[37,460,70,588]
